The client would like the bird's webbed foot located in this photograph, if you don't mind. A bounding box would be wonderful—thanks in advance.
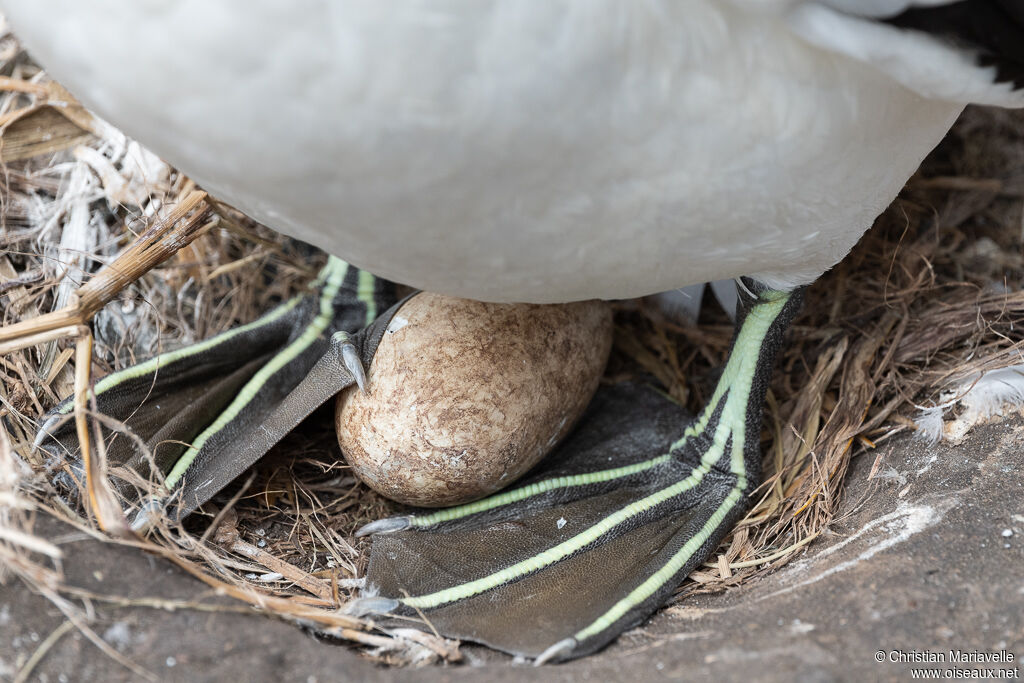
[36,256,404,525]
[357,281,803,662]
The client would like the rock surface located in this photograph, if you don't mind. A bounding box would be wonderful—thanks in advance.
[3,416,1021,682]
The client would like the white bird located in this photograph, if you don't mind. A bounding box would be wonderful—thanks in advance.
[10,0,1024,663]
[7,1,1022,302]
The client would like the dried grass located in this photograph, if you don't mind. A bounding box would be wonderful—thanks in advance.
[0,20,1022,671]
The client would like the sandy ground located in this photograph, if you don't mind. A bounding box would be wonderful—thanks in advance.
[2,411,1021,682]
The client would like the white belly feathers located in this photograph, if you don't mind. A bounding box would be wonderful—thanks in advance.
[3,1,964,301]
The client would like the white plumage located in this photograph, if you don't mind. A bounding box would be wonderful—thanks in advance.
[915,364,1024,443]
[3,1,1021,301]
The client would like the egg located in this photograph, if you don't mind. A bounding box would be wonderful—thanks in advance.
[335,293,613,507]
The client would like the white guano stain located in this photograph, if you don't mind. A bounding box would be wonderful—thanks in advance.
[756,499,955,603]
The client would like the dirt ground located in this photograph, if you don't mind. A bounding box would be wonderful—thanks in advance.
[3,411,1020,682]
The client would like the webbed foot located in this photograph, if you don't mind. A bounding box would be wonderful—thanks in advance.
[37,256,403,523]
[358,281,804,661]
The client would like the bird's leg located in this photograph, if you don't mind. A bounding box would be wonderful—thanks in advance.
[37,256,404,525]
[357,279,804,662]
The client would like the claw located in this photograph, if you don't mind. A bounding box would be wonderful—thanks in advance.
[356,515,412,537]
[130,497,164,534]
[33,415,61,452]
[535,638,576,666]
[334,331,367,392]
[345,596,401,617]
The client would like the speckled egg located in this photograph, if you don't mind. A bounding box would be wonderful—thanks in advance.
[335,293,612,507]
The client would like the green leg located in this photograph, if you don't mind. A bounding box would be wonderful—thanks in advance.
[357,280,804,662]
[38,256,405,524]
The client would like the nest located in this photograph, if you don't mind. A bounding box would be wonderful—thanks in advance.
[1,22,1023,674]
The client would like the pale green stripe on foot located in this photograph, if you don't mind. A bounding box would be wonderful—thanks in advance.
[400,289,792,617]
[164,259,351,489]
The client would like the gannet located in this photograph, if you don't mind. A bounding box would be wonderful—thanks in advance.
[13,0,1024,663]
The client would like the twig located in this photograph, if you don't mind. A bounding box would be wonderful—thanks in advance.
[230,539,334,603]
[13,619,75,683]
[72,330,129,536]
[0,74,50,97]
[0,525,63,559]
[0,191,213,351]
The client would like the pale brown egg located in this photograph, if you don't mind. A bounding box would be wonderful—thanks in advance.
[335,293,613,507]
